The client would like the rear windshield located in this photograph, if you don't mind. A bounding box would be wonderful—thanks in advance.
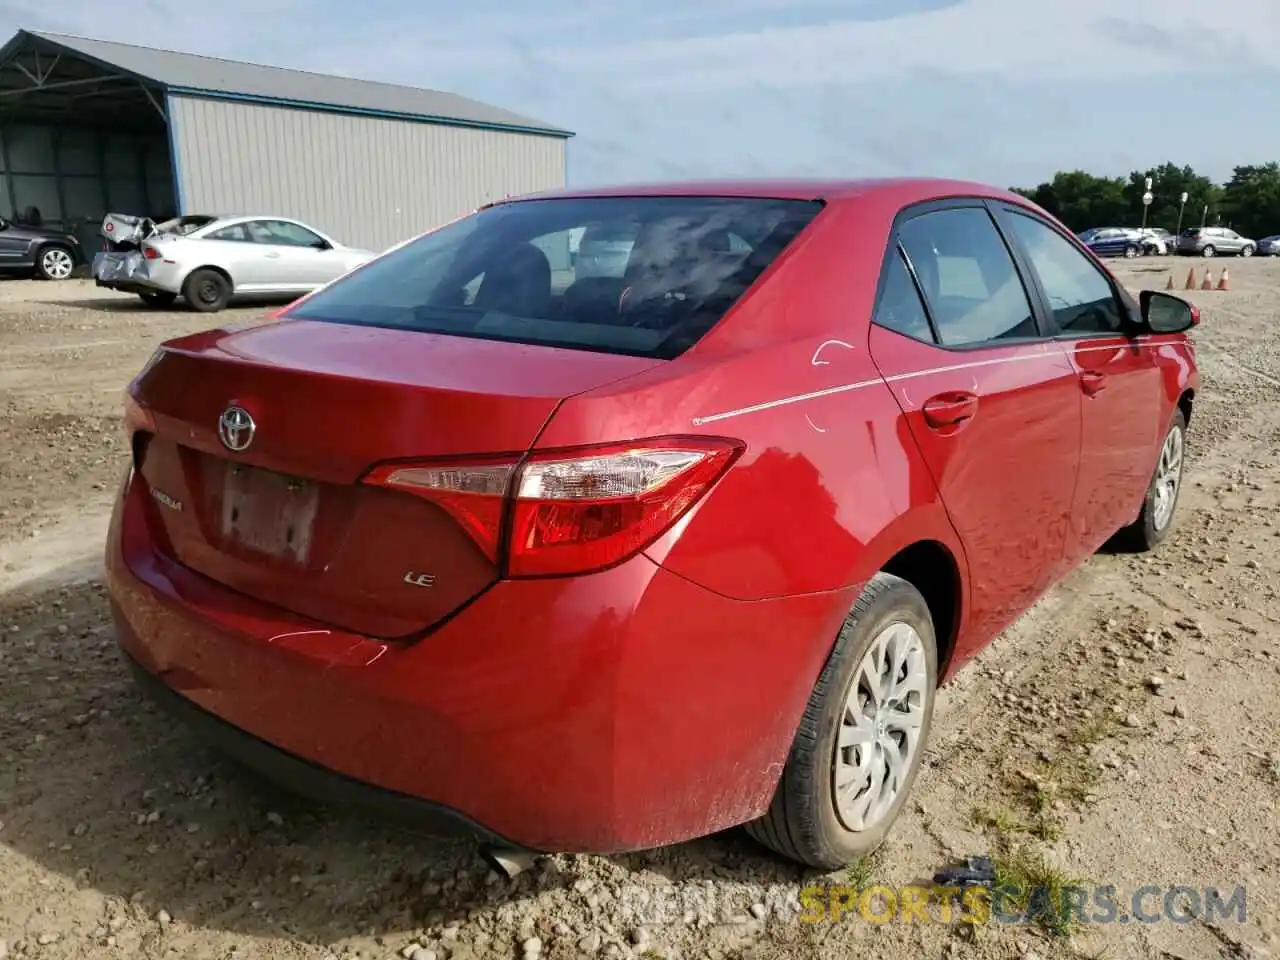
[286,196,824,359]
[158,215,218,236]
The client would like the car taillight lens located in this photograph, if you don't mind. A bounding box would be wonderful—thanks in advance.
[363,438,742,577]
[142,245,161,260]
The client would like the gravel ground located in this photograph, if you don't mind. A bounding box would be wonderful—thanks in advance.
[1,261,1279,960]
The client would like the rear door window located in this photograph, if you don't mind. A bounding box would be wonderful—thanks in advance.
[287,196,823,359]
[897,206,1039,347]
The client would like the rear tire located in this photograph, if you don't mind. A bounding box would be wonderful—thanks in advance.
[1123,244,1140,259]
[35,244,75,281]
[1115,409,1186,552]
[1201,245,1216,257]
[182,268,231,313]
[138,291,177,309]
[745,573,937,870]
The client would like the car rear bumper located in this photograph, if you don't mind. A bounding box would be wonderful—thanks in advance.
[106,466,852,853]
[92,252,184,294]
[120,647,520,845]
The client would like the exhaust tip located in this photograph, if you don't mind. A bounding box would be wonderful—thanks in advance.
[479,845,536,880]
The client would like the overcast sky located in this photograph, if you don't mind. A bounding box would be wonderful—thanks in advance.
[2,0,1278,188]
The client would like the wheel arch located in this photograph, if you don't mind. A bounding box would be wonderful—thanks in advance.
[1178,388,1194,428]
[187,264,235,289]
[879,539,963,680]
[835,502,970,684]
[35,239,78,266]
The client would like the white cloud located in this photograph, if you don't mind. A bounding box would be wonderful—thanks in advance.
[4,0,1275,97]
[542,0,1280,91]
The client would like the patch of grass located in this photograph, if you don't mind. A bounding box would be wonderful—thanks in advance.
[991,843,1085,940]
[969,805,1029,835]
[975,795,1061,845]
[1068,714,1114,747]
[844,850,881,891]
[1262,758,1280,786]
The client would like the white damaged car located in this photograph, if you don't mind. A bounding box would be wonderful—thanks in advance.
[91,213,377,312]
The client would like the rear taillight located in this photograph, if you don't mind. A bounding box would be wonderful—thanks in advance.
[142,245,161,260]
[363,438,742,577]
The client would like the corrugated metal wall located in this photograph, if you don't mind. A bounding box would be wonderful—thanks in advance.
[169,95,567,252]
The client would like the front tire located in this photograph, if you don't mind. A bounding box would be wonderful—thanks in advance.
[1240,245,1254,258]
[35,244,75,281]
[746,573,938,869]
[1116,408,1186,552]
[1124,244,1140,259]
[182,268,231,313]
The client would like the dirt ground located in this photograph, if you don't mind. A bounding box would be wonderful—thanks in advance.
[1,260,1278,960]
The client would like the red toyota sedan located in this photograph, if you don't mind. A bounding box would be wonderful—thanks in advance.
[106,178,1199,870]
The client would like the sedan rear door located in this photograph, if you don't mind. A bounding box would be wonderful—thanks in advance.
[868,200,1083,650]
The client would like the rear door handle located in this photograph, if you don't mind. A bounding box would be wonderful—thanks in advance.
[1080,371,1107,396]
[922,391,979,428]
[264,252,281,259]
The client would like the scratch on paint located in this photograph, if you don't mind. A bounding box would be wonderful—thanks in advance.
[810,339,856,366]
[805,413,826,433]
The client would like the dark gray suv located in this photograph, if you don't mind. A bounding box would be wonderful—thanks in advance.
[1176,226,1256,257]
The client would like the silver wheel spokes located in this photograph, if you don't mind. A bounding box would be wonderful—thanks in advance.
[833,621,928,832]
[1152,425,1184,531]
[43,249,72,279]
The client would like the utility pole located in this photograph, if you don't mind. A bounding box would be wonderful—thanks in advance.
[1141,177,1153,230]
[1176,191,1188,236]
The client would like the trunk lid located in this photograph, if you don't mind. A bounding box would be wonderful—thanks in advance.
[130,319,660,637]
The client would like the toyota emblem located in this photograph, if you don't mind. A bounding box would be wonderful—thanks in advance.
[218,405,256,452]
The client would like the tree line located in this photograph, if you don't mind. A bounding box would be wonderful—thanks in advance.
[1010,162,1280,240]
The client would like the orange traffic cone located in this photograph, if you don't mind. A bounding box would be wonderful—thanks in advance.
[1201,269,1213,291]
[1165,273,1175,290]
[1184,267,1196,290]
[1216,269,1229,291]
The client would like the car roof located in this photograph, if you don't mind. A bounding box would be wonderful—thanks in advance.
[203,214,303,225]
[508,177,1032,207]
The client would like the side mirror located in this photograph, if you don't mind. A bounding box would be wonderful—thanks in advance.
[312,239,331,250]
[1140,290,1198,334]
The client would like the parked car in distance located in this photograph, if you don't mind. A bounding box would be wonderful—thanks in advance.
[1175,226,1256,257]
[1257,234,1280,256]
[1081,226,1145,258]
[0,213,82,280]
[1138,228,1174,255]
[107,177,1200,870]
[92,214,377,312]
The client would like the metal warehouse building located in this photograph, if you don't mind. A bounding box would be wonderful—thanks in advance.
[0,29,573,252]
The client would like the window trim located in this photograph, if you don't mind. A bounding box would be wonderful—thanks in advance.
[869,196,1053,352]
[989,202,1142,342]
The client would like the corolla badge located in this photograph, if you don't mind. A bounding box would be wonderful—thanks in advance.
[218,405,255,452]
[150,488,183,512]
